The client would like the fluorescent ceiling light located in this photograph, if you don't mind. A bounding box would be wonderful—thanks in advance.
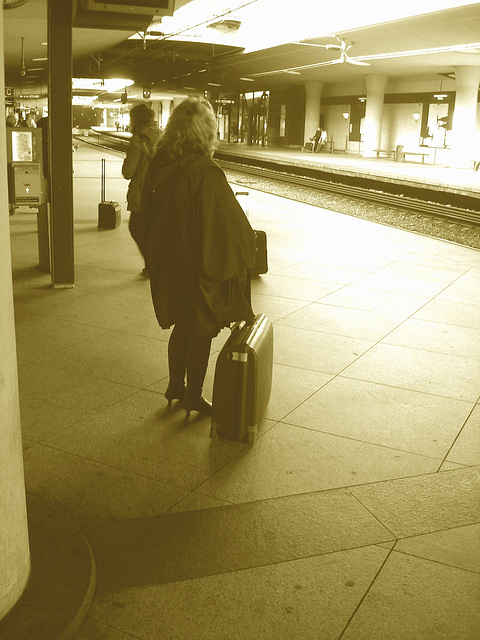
[73,95,99,105]
[72,78,134,92]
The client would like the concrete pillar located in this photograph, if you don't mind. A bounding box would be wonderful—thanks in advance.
[0,8,31,620]
[362,75,388,157]
[304,80,323,141]
[450,66,480,167]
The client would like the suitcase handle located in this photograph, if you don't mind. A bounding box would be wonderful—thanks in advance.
[231,320,247,333]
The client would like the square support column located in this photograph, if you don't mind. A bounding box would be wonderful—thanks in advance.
[48,0,74,287]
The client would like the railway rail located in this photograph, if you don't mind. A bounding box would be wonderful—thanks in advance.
[76,130,480,229]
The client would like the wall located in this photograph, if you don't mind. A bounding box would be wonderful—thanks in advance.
[323,106,350,151]
[268,87,305,147]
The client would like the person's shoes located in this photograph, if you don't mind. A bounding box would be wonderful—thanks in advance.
[184,395,212,416]
[165,384,186,405]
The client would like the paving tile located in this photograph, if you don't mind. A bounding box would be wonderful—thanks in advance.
[197,422,439,504]
[43,390,247,492]
[48,290,154,331]
[17,361,137,441]
[32,330,170,388]
[251,272,340,301]
[22,445,188,522]
[351,466,480,538]
[440,461,469,471]
[342,343,480,401]
[342,551,480,640]
[455,267,480,288]
[88,546,389,640]
[318,285,429,316]
[75,618,135,640]
[272,324,374,374]
[86,491,393,594]
[398,250,476,270]
[381,260,469,282]
[447,404,480,466]
[13,285,91,321]
[413,298,480,329]
[383,318,480,359]
[166,491,233,514]
[284,377,472,458]
[74,264,152,300]
[265,364,332,422]
[115,314,170,341]
[395,523,480,573]
[14,316,108,360]
[277,302,405,341]
[355,270,458,298]
[251,292,310,322]
[437,282,480,306]
[276,262,369,285]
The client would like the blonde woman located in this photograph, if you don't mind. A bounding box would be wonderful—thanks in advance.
[142,99,256,414]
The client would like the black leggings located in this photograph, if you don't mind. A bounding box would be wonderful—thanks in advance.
[129,211,146,259]
[168,324,212,398]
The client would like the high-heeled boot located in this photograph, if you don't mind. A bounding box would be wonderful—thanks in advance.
[184,393,212,416]
[164,383,186,405]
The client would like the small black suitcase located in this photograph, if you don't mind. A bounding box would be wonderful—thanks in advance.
[210,313,273,444]
[253,230,268,276]
[98,158,121,229]
[234,192,268,276]
[98,201,121,229]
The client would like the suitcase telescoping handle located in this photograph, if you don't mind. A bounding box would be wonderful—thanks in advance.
[101,158,106,202]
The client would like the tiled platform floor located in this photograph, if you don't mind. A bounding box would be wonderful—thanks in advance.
[9,141,480,639]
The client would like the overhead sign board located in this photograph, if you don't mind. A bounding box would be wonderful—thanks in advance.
[85,0,174,16]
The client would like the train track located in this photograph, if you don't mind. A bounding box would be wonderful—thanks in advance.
[77,131,480,228]
[215,158,480,227]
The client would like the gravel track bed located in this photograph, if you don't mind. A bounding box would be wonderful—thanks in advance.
[224,169,480,251]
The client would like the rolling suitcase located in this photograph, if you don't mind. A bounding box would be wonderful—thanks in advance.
[234,191,268,276]
[210,313,273,444]
[98,158,121,229]
[253,230,268,276]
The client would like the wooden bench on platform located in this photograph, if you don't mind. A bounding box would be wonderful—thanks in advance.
[401,151,430,164]
[373,149,395,159]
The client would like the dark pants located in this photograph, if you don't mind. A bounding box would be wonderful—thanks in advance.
[168,324,212,398]
[128,211,146,260]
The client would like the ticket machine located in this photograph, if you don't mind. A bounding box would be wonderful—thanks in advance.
[6,127,50,271]
[6,127,46,209]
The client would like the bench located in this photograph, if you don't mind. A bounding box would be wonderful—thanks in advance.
[373,149,395,159]
[400,151,430,164]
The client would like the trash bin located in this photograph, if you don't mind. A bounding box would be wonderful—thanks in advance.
[395,144,405,162]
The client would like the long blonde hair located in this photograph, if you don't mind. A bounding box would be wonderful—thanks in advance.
[160,98,218,158]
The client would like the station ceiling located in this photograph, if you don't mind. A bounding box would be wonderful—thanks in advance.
[3,0,480,103]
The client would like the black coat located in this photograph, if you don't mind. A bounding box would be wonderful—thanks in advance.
[142,150,257,336]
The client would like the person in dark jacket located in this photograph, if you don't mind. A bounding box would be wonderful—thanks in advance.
[122,103,162,273]
[142,98,256,415]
